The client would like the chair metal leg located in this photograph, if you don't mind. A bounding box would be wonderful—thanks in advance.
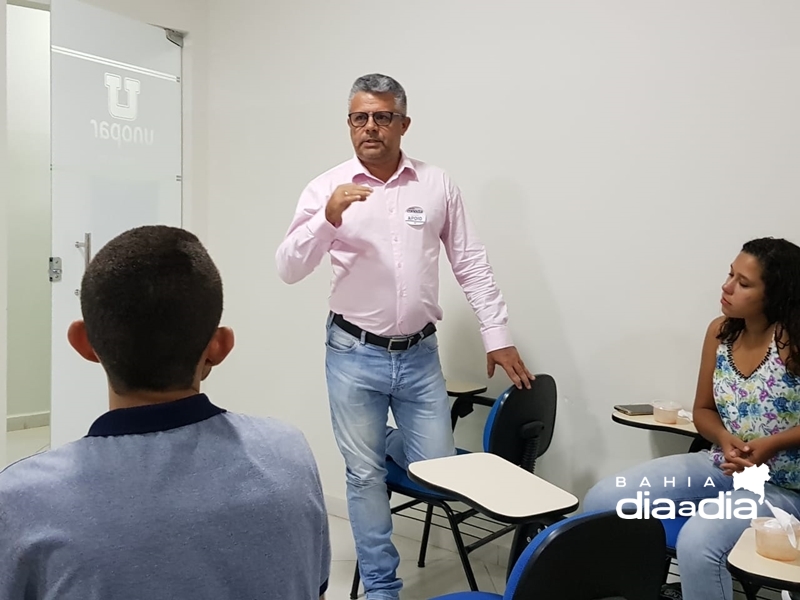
[507,521,540,581]
[738,578,761,600]
[418,503,435,568]
[662,556,672,584]
[442,503,479,591]
[350,561,360,599]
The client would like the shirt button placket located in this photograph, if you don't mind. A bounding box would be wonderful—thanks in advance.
[389,185,404,329]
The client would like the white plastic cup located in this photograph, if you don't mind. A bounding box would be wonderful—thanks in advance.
[652,400,681,425]
[752,517,800,561]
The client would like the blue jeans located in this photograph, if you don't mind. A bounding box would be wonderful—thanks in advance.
[324,316,455,600]
[583,451,800,600]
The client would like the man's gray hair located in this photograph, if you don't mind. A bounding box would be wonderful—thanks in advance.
[349,73,407,114]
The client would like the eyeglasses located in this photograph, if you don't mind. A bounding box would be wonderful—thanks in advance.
[348,111,405,128]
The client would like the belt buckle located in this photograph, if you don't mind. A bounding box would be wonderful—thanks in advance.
[387,337,411,352]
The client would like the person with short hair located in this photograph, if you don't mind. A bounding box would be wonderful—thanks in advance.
[276,73,533,600]
[0,225,330,600]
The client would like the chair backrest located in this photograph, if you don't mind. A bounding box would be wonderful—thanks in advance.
[504,510,666,600]
[482,374,557,471]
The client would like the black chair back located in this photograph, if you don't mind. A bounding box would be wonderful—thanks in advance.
[510,511,666,600]
[485,374,557,472]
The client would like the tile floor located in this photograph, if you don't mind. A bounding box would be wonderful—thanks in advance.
[326,513,507,599]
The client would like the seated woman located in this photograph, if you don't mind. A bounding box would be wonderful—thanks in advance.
[583,237,800,600]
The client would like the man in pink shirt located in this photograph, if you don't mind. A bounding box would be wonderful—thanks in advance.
[276,73,532,600]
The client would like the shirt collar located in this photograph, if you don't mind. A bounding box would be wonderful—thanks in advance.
[86,394,226,437]
[349,152,418,185]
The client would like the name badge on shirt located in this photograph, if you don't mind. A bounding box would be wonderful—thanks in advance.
[404,206,426,227]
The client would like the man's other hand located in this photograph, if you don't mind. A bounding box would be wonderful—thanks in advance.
[487,346,534,389]
[325,184,373,227]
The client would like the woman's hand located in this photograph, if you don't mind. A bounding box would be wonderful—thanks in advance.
[720,435,779,475]
[719,433,751,475]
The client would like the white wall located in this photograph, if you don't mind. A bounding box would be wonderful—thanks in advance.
[6,5,51,418]
[204,0,800,516]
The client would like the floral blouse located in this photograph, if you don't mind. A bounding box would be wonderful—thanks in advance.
[710,336,800,490]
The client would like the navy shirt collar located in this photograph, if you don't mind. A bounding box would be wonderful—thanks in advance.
[86,394,226,437]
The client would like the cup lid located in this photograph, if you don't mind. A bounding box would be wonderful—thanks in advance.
[652,400,682,410]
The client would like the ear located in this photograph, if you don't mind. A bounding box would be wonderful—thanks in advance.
[200,327,235,381]
[67,320,101,363]
[401,116,411,136]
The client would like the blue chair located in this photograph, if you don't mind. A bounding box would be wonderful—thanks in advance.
[428,510,667,600]
[661,515,689,572]
[350,374,559,599]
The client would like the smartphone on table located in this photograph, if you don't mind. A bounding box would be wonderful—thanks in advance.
[613,403,653,416]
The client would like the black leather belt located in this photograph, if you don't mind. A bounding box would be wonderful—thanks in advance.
[332,313,436,351]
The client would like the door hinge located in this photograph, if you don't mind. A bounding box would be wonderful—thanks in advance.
[165,28,184,47]
[49,257,62,282]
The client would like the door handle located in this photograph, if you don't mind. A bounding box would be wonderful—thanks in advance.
[75,232,92,270]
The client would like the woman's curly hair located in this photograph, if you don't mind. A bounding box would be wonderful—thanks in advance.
[717,237,800,376]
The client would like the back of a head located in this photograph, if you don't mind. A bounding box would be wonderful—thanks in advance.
[80,225,223,394]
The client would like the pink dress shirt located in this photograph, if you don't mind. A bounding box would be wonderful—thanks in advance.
[275,153,513,353]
